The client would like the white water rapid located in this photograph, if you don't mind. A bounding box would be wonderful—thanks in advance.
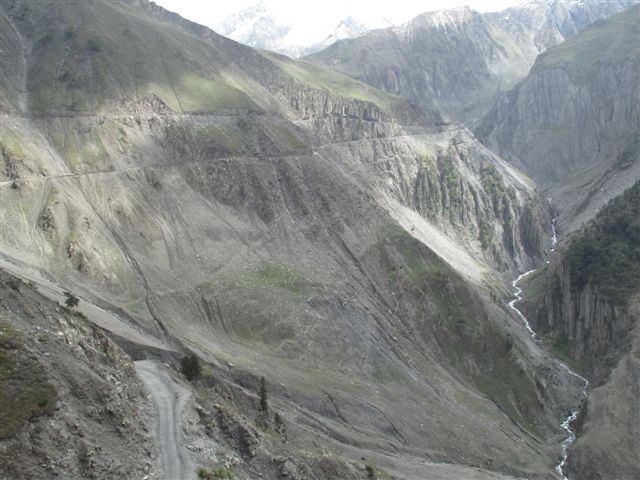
[508,218,589,479]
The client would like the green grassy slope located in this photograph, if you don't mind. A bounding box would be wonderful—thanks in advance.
[533,4,640,76]
[1,0,407,116]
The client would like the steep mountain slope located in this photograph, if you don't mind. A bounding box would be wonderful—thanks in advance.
[309,0,636,123]
[0,269,158,479]
[0,1,581,479]
[477,4,640,232]
[520,181,640,479]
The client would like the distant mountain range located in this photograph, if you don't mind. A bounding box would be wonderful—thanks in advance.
[309,0,638,122]
[214,1,388,58]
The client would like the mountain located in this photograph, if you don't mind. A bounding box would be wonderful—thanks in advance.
[476,4,640,233]
[0,1,586,479]
[520,181,640,480]
[214,2,374,58]
[484,7,640,479]
[309,0,637,123]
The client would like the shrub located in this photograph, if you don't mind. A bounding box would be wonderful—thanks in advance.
[86,38,101,53]
[63,26,76,41]
[63,290,79,308]
[365,465,376,479]
[274,411,287,442]
[196,466,234,479]
[180,353,202,381]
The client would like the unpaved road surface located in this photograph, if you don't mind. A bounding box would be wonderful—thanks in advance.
[135,360,194,480]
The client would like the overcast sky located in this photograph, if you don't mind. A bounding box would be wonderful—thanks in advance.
[154,0,524,30]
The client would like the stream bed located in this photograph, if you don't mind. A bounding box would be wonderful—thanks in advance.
[508,219,589,480]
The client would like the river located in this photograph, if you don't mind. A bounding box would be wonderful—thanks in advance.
[508,219,589,480]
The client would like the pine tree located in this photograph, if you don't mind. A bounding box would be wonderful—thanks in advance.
[256,376,270,429]
[259,376,268,415]
[180,353,202,381]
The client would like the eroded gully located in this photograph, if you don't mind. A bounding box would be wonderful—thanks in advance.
[508,219,589,480]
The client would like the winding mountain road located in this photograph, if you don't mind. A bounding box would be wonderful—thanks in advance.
[135,360,194,480]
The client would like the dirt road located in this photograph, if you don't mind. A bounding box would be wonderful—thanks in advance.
[135,360,194,480]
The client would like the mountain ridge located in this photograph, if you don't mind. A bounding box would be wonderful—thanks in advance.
[309,0,638,123]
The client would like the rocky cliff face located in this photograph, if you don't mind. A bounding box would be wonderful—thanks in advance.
[522,260,640,480]
[476,5,640,186]
[522,257,635,382]
[309,0,637,123]
[522,181,640,380]
[568,308,640,480]
[476,4,640,244]
[520,181,640,479]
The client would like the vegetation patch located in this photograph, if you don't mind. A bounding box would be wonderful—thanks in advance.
[0,320,57,439]
[481,164,515,206]
[196,125,243,153]
[275,125,308,150]
[172,74,256,112]
[565,181,640,303]
[478,221,494,249]
[48,125,109,169]
[615,135,640,170]
[252,262,308,294]
[0,129,29,160]
[438,150,462,208]
[268,54,404,113]
[379,225,451,282]
[197,466,234,479]
[541,331,583,374]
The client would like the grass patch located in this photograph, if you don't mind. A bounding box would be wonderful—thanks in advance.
[48,125,109,168]
[172,74,256,112]
[0,129,29,160]
[379,225,451,282]
[478,221,494,249]
[542,331,584,374]
[196,125,243,153]
[252,262,308,294]
[274,124,308,150]
[267,53,404,113]
[615,135,640,170]
[0,320,57,439]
